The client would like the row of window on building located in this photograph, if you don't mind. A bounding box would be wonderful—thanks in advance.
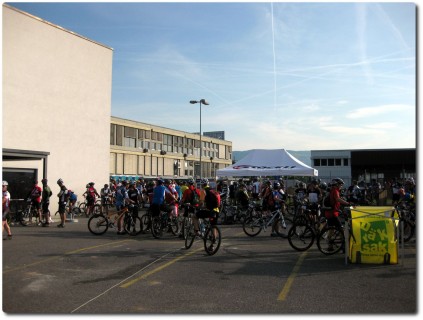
[313,158,349,167]
[110,124,231,160]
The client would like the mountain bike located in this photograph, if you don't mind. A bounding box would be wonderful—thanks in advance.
[393,201,415,242]
[242,206,293,238]
[287,203,326,251]
[88,205,143,236]
[185,214,221,255]
[150,209,179,239]
[316,208,353,255]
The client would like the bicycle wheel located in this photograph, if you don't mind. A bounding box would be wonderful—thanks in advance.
[317,226,345,255]
[185,224,196,249]
[204,225,221,255]
[183,216,192,240]
[88,214,109,235]
[124,215,143,236]
[79,202,87,215]
[242,216,263,237]
[275,215,294,238]
[151,216,163,239]
[71,207,82,217]
[400,220,415,242]
[141,213,151,233]
[168,216,179,236]
[288,224,315,251]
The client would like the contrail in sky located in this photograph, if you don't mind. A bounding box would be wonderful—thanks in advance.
[271,2,277,110]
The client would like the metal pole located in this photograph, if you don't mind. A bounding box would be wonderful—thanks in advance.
[199,101,202,180]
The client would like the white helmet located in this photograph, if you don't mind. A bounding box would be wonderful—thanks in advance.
[2,181,8,186]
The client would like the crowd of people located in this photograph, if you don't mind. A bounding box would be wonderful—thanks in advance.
[3,175,416,240]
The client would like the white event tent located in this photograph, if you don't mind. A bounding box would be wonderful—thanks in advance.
[216,149,318,177]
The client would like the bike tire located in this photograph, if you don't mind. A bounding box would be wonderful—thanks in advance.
[124,215,143,236]
[79,203,87,214]
[169,216,179,236]
[275,215,294,238]
[287,224,315,251]
[88,214,109,235]
[204,225,221,255]
[242,216,262,237]
[141,213,151,233]
[316,226,345,255]
[151,216,163,239]
[400,220,415,242]
[185,224,196,249]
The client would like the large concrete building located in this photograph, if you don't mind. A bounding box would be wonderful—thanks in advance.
[2,4,112,209]
[110,117,232,180]
[2,4,233,214]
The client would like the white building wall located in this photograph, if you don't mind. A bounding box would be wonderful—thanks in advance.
[311,150,352,185]
[2,5,113,211]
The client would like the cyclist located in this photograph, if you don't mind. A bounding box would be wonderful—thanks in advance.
[235,183,250,211]
[181,179,201,238]
[192,179,219,241]
[41,179,53,226]
[68,190,77,219]
[270,182,286,237]
[100,183,112,214]
[2,181,12,240]
[164,179,179,219]
[151,179,176,217]
[127,182,140,219]
[115,181,135,235]
[29,180,42,225]
[85,182,100,217]
[56,178,69,228]
[324,178,352,251]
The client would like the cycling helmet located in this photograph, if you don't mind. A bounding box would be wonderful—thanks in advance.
[41,178,48,183]
[157,179,164,185]
[89,182,95,186]
[200,178,209,185]
[331,178,345,186]
[273,182,280,189]
[299,182,306,188]
[57,178,63,185]
[2,181,8,186]
[319,182,328,190]
[187,178,195,185]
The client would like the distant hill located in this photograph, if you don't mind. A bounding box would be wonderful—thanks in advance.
[233,150,311,166]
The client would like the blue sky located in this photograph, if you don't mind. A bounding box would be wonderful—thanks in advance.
[7,1,416,151]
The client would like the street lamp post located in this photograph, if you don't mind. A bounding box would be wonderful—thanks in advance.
[190,99,209,179]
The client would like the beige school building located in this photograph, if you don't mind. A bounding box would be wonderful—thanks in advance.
[2,4,233,213]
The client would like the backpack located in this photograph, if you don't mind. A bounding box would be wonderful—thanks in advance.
[323,192,334,209]
[69,191,77,201]
[191,188,200,206]
[205,189,221,210]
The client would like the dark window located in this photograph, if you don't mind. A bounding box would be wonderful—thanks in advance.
[314,159,320,166]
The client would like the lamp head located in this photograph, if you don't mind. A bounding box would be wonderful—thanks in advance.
[200,99,209,105]
[190,100,198,104]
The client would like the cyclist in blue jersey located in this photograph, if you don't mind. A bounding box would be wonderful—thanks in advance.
[151,179,177,217]
[115,181,135,234]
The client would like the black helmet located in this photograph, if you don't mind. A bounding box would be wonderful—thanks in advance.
[331,178,345,186]
[273,182,280,189]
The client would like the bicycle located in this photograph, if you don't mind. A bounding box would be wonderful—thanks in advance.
[242,206,293,238]
[150,209,179,239]
[21,199,42,224]
[6,199,26,226]
[140,208,152,233]
[393,201,415,242]
[287,203,327,251]
[316,208,353,255]
[87,205,143,236]
[55,202,83,218]
[184,214,222,255]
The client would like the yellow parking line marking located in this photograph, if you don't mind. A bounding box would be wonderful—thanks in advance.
[120,247,203,288]
[278,251,307,301]
[2,240,133,274]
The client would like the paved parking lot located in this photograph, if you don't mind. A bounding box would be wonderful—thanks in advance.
[2,214,417,314]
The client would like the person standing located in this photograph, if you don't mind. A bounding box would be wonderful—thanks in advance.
[29,180,42,225]
[2,181,12,240]
[85,182,100,217]
[41,178,53,227]
[57,178,69,228]
[100,183,112,214]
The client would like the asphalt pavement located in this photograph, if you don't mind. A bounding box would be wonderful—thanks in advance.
[2,212,417,314]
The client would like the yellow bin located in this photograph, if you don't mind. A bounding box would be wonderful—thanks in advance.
[349,206,398,264]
